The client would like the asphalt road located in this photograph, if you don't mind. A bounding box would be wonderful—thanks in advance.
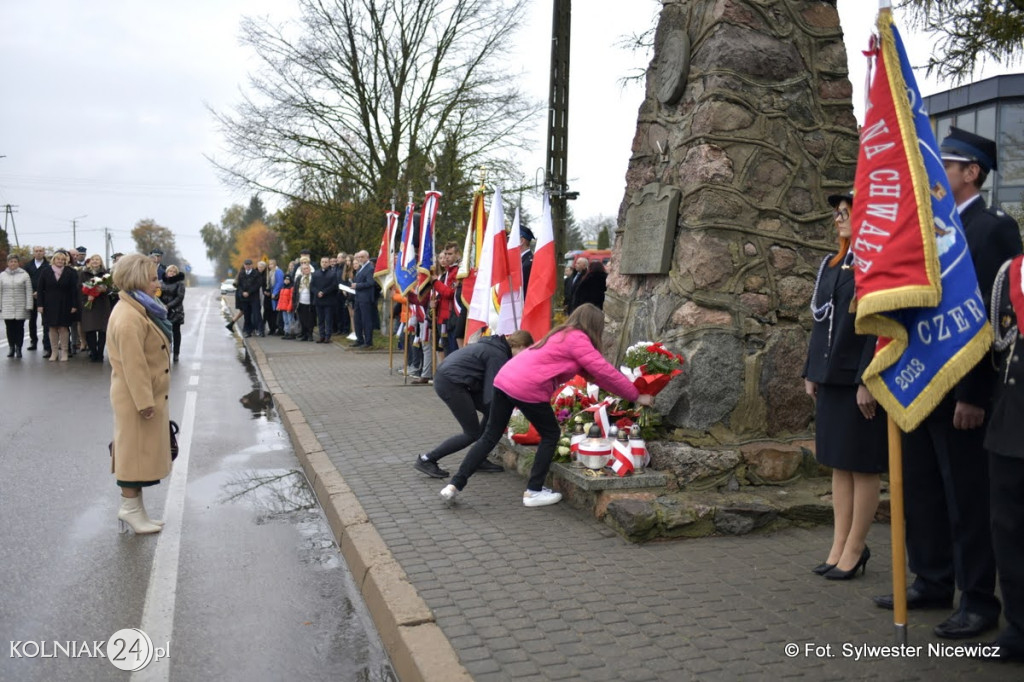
[0,288,394,681]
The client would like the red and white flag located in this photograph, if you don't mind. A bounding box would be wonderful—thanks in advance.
[522,192,556,340]
[495,206,524,334]
[584,397,614,437]
[467,187,506,339]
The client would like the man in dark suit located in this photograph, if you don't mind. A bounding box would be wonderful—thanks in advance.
[519,225,534,300]
[22,246,50,353]
[236,258,264,337]
[565,256,588,315]
[310,256,338,343]
[351,250,376,347]
[873,128,1024,639]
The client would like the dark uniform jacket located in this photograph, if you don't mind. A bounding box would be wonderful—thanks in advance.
[803,254,876,386]
[985,258,1024,459]
[521,249,533,300]
[954,197,1023,408]
[437,335,513,407]
[236,268,263,301]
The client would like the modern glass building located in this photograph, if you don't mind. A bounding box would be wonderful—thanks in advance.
[923,73,1024,212]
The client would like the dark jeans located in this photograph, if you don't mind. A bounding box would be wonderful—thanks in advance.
[425,375,486,462]
[315,303,334,340]
[4,319,25,348]
[356,300,374,345]
[451,389,560,492]
[171,323,181,357]
[902,396,999,619]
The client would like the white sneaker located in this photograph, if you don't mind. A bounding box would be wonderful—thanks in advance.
[523,487,562,508]
[440,484,459,504]
[347,332,357,341]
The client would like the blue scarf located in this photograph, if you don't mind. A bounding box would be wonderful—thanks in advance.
[132,291,173,342]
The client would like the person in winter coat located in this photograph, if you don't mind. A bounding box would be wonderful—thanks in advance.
[36,249,79,361]
[0,254,34,358]
[79,254,113,362]
[413,330,534,478]
[107,253,173,535]
[159,264,186,362]
[277,274,296,339]
[440,303,654,507]
[571,260,607,311]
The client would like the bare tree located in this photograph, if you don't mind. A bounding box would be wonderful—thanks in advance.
[208,0,540,248]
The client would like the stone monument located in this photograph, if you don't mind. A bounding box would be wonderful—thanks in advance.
[606,0,859,448]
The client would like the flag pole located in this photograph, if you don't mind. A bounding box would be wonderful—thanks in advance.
[874,0,907,645]
[887,416,908,644]
[429,168,439,372]
[404,186,413,385]
[388,190,397,375]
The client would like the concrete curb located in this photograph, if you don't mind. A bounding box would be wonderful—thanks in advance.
[248,340,472,682]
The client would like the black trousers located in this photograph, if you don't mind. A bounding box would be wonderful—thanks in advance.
[451,389,560,492]
[240,296,261,334]
[263,296,278,334]
[4,319,25,348]
[296,303,314,340]
[85,330,107,359]
[901,396,1000,619]
[425,375,486,462]
[29,303,49,350]
[315,303,334,340]
[991,452,1024,652]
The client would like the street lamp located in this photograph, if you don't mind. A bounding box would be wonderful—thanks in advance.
[70,214,87,247]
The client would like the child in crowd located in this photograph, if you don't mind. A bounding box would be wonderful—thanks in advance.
[277,274,296,339]
[440,304,654,508]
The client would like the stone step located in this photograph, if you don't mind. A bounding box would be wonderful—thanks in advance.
[497,439,890,543]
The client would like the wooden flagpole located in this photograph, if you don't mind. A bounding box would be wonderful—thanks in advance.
[887,416,908,644]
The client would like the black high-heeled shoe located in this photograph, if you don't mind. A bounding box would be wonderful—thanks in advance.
[811,562,837,576]
[824,546,871,580]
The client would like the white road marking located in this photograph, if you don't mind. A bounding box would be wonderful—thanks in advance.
[132,293,211,681]
[188,375,199,386]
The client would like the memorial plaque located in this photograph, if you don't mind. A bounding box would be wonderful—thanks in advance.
[619,183,680,275]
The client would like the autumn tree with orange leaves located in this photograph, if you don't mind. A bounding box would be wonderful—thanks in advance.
[231,220,283,272]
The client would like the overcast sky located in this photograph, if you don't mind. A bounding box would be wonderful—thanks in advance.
[0,1,1016,276]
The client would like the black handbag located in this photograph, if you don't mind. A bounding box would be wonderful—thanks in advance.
[169,420,180,461]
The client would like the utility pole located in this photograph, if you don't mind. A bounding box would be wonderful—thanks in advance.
[71,214,87,248]
[3,204,18,248]
[546,0,576,284]
[104,227,112,266]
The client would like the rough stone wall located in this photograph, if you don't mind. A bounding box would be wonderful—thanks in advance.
[606,0,859,444]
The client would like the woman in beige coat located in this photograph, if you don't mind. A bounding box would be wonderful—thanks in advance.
[107,253,173,534]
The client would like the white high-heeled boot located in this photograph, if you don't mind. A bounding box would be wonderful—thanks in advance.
[138,489,165,527]
[118,496,162,535]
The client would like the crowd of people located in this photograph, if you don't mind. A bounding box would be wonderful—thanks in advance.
[804,127,1024,660]
[0,246,184,363]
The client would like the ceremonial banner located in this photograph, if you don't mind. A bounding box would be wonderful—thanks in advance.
[522,192,556,340]
[851,13,991,431]
[373,209,399,287]
[457,189,487,312]
[417,190,441,291]
[395,201,418,294]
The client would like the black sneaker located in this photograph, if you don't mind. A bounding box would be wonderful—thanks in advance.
[476,459,503,473]
[414,457,449,479]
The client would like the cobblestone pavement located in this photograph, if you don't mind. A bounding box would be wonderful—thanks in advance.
[253,336,1019,681]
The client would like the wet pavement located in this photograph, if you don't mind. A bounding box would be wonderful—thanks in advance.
[0,291,394,681]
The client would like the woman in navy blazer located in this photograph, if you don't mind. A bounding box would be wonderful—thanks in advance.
[803,192,886,580]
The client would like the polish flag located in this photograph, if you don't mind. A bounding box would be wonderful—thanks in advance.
[521,192,556,340]
[495,206,524,334]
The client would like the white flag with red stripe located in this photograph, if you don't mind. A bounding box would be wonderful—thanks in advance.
[495,206,524,334]
[610,447,634,477]
[467,187,506,338]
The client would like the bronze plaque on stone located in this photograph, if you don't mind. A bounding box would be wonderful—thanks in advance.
[620,183,679,275]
